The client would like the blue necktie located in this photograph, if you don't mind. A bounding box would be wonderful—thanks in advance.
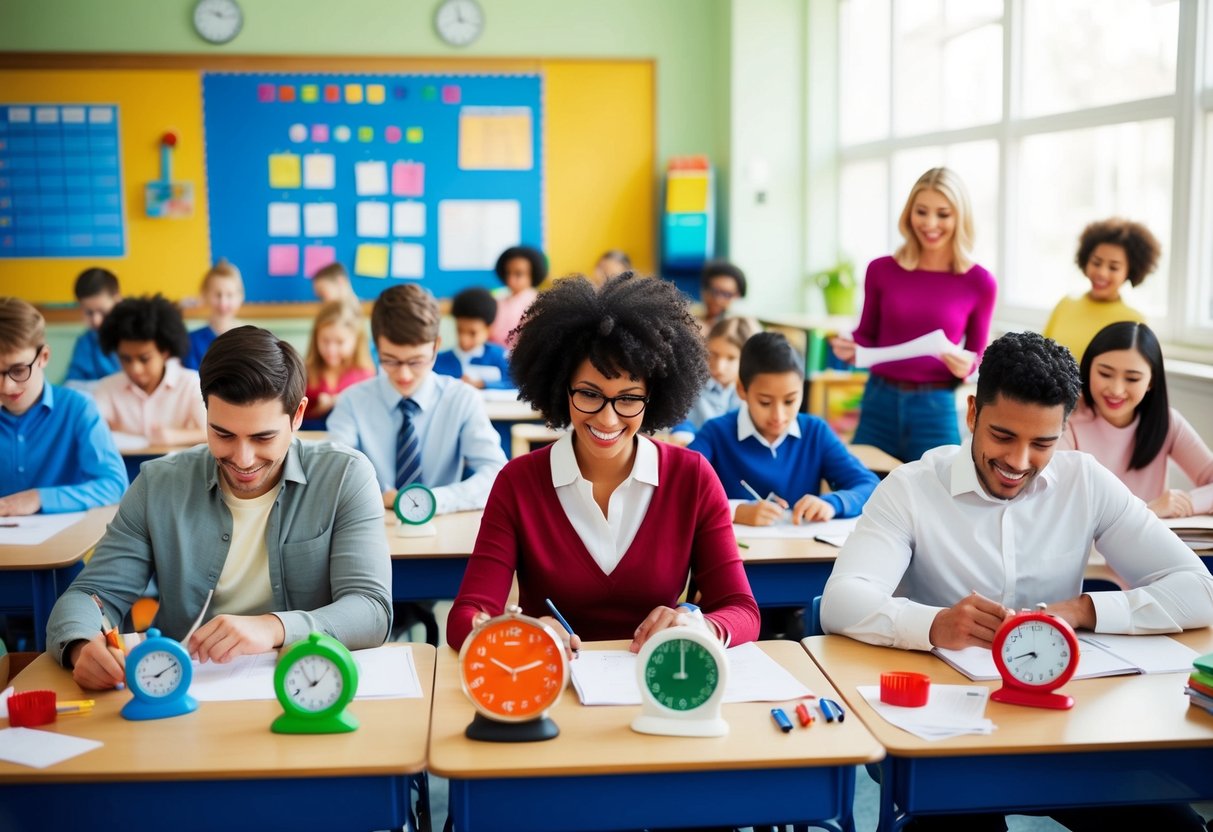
[395,398,422,489]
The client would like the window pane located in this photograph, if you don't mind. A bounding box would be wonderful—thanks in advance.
[1202,113,1213,327]
[1015,120,1172,319]
[840,0,890,145]
[839,159,890,277]
[1022,0,1178,117]
[892,0,1003,136]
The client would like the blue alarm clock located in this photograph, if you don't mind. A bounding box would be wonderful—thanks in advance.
[120,627,199,721]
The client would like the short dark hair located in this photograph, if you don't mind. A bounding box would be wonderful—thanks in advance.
[495,246,548,288]
[975,331,1080,417]
[98,295,190,358]
[451,287,498,326]
[371,284,440,346]
[700,260,747,297]
[199,325,305,414]
[510,273,708,431]
[1081,322,1169,471]
[1075,218,1161,287]
[739,331,803,388]
[74,267,119,300]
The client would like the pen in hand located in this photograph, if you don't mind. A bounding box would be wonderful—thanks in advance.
[544,598,579,656]
[740,480,773,505]
[92,593,126,689]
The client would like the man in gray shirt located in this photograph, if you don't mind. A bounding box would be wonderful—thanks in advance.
[48,326,392,690]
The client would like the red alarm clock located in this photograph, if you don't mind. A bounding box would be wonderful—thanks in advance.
[990,603,1080,710]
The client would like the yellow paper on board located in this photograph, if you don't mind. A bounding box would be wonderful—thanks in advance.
[366,84,386,105]
[355,243,390,279]
[666,175,708,213]
[458,107,533,170]
[268,154,301,189]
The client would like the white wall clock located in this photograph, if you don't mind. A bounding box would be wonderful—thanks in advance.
[193,0,243,45]
[434,0,484,48]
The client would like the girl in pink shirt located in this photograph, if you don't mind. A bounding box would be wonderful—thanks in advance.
[1061,321,1213,518]
[303,301,375,427]
[488,245,546,349]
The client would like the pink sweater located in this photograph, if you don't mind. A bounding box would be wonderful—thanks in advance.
[852,256,998,383]
[447,441,760,649]
[1060,401,1213,514]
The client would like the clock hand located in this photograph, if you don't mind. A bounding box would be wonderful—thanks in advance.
[489,657,516,674]
[152,663,177,679]
[308,666,331,688]
[1012,652,1038,661]
[513,660,543,674]
[674,641,688,681]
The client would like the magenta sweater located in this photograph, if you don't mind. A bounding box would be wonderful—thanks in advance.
[447,441,760,649]
[852,256,998,383]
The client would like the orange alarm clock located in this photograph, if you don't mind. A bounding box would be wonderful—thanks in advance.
[458,605,569,742]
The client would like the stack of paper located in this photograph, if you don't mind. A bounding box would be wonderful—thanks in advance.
[1184,651,1213,714]
[856,684,995,741]
[1165,515,1213,551]
[934,633,1198,681]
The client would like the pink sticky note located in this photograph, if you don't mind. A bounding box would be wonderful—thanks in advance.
[311,124,330,143]
[304,245,337,278]
[258,84,276,103]
[385,126,402,144]
[268,244,300,276]
[442,85,461,104]
[391,162,424,197]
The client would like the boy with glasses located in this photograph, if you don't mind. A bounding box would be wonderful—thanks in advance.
[0,298,126,516]
[698,259,747,337]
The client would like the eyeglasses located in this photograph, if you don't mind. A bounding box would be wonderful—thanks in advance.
[2,345,44,383]
[568,387,649,418]
[380,354,435,374]
[706,287,738,301]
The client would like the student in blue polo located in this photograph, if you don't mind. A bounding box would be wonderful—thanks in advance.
[433,287,513,390]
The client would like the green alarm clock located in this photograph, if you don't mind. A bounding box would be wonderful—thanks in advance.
[394,482,437,538]
[121,627,199,721]
[271,632,359,734]
[632,618,729,738]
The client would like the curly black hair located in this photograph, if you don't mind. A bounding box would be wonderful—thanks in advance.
[451,286,498,326]
[98,294,190,359]
[975,330,1080,417]
[1075,218,1161,287]
[495,245,548,288]
[510,273,708,432]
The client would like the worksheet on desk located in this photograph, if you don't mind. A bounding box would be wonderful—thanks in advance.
[188,645,423,701]
[0,512,86,546]
[733,516,858,542]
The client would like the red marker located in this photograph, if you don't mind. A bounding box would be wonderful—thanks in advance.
[796,702,814,727]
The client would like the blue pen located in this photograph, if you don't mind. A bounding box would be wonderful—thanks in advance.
[544,598,579,655]
[820,698,845,722]
[770,707,794,733]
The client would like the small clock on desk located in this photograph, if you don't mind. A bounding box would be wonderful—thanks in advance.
[632,615,729,737]
[394,482,437,537]
[991,603,1080,710]
[272,632,360,734]
[121,627,198,721]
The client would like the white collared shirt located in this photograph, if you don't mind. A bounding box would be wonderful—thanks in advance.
[550,432,658,575]
[821,441,1213,651]
[736,406,802,458]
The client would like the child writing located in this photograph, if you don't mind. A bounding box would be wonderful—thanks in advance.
[1043,218,1161,363]
[64,267,121,390]
[488,245,547,348]
[434,287,513,390]
[670,316,758,444]
[185,259,244,370]
[447,273,759,652]
[303,300,376,427]
[94,295,207,446]
[698,259,747,337]
[311,261,359,305]
[1059,321,1213,518]
[690,331,879,526]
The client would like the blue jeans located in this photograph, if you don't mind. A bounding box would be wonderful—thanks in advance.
[852,374,961,462]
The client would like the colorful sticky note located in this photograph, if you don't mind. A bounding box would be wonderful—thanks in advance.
[311,124,329,143]
[268,244,300,276]
[666,174,709,213]
[303,154,335,190]
[268,154,302,189]
[406,127,423,144]
[421,85,437,102]
[334,125,351,143]
[385,126,402,144]
[258,84,276,103]
[392,202,425,237]
[354,160,388,196]
[278,86,296,103]
[354,243,390,278]
[391,161,424,197]
[458,107,533,170]
[345,84,363,104]
[393,86,408,100]
[356,201,390,237]
[358,126,374,143]
[304,245,336,278]
[267,202,301,237]
[288,123,308,143]
[324,84,341,103]
[391,243,424,279]
[301,85,319,103]
[303,202,338,237]
[442,85,461,104]
[367,85,386,105]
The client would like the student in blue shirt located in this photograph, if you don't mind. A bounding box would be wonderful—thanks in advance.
[63,267,121,390]
[327,283,507,514]
[670,316,757,444]
[433,287,513,390]
[184,260,244,370]
[690,331,878,526]
[0,298,126,516]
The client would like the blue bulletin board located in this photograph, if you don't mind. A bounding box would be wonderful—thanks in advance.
[0,103,126,259]
[202,72,543,303]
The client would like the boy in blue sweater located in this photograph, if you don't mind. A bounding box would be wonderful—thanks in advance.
[690,331,878,526]
[433,287,513,390]
[64,267,121,390]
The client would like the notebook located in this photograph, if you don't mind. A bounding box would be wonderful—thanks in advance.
[933,633,1199,682]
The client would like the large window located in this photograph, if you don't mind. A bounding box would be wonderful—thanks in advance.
[834,0,1213,350]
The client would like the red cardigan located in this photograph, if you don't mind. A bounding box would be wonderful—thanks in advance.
[447,441,759,649]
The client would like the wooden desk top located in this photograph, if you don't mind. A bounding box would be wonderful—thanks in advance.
[386,509,483,557]
[848,444,901,475]
[0,505,117,571]
[737,535,841,563]
[121,430,329,458]
[0,644,436,784]
[803,629,1213,758]
[483,399,542,422]
[427,639,883,779]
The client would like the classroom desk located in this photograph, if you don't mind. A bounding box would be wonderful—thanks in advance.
[387,509,482,601]
[482,396,543,458]
[0,645,437,832]
[738,534,840,607]
[119,430,329,481]
[803,630,1213,832]
[848,443,901,476]
[429,639,883,832]
[0,505,117,652]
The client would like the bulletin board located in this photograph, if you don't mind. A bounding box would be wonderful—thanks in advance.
[202,71,544,303]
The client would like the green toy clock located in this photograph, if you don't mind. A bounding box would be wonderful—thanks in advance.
[632,619,729,738]
[394,482,438,538]
[272,632,360,734]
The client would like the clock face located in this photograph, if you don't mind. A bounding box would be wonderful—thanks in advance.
[133,650,185,698]
[395,484,437,525]
[193,0,243,45]
[997,618,1076,688]
[282,654,345,714]
[434,0,484,47]
[643,637,721,711]
[461,616,566,721]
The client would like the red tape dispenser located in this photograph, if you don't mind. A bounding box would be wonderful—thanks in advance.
[880,672,931,707]
[8,690,57,727]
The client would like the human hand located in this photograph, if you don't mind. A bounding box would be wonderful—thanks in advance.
[70,633,127,690]
[1043,594,1096,632]
[1148,489,1195,519]
[830,336,856,364]
[928,592,1013,649]
[383,488,398,510]
[537,614,581,659]
[0,489,41,516]
[461,375,486,389]
[733,497,788,526]
[629,605,696,653]
[791,494,836,524]
[940,349,976,379]
[189,613,284,663]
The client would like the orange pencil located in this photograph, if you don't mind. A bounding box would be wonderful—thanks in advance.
[92,594,126,652]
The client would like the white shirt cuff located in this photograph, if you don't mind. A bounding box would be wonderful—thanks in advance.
[1089,590,1130,633]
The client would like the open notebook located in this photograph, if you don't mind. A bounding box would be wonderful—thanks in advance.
[1165,515,1213,551]
[934,633,1198,682]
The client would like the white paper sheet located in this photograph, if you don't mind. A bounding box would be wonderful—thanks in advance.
[303,153,336,190]
[570,642,813,706]
[390,242,424,279]
[267,202,301,237]
[354,160,388,196]
[356,201,390,238]
[189,645,423,702]
[857,683,995,741]
[733,516,859,542]
[393,201,426,237]
[853,329,961,369]
[0,727,103,769]
[479,388,523,402]
[303,202,338,237]
[933,633,1197,681]
[438,199,520,271]
[464,365,502,384]
[0,512,87,546]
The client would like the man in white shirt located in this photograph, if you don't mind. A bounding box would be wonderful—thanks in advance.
[821,330,1213,831]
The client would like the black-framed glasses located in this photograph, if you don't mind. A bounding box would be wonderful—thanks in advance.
[2,345,43,383]
[380,353,436,374]
[568,387,649,418]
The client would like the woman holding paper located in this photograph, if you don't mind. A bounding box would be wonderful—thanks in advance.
[830,167,997,461]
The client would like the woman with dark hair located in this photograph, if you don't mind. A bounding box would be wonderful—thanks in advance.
[447,273,759,653]
[488,244,547,348]
[1060,321,1213,518]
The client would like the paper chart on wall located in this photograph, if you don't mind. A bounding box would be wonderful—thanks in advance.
[438,199,521,271]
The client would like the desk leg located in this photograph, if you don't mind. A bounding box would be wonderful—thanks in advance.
[878,758,911,832]
[30,571,57,652]
[411,772,432,832]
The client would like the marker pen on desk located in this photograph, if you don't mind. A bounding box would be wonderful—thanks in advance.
[770,707,794,733]
[820,698,845,722]
[796,702,814,727]
[544,598,579,656]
